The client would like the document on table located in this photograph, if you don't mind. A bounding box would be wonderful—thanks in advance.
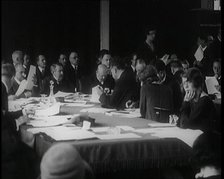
[80,107,115,114]
[105,110,141,118]
[28,115,73,127]
[194,46,204,62]
[95,133,141,140]
[148,123,176,128]
[54,91,74,98]
[151,128,203,148]
[205,76,220,95]
[46,128,96,141]
[116,126,135,131]
[90,86,101,103]
[26,65,36,90]
[34,103,61,116]
[15,80,28,96]
[61,103,94,107]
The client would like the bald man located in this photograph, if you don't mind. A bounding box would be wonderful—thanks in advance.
[89,64,114,94]
[12,50,24,66]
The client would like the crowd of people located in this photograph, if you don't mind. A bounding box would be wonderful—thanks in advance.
[1,25,221,179]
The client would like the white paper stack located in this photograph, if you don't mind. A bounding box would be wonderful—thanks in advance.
[205,76,221,95]
[90,86,100,103]
[34,103,61,116]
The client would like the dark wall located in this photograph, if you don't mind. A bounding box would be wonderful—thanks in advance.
[1,0,100,75]
[2,0,219,73]
[110,0,201,58]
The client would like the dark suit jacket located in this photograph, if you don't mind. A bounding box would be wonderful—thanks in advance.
[64,63,82,92]
[140,83,173,122]
[179,96,216,132]
[1,82,39,179]
[99,69,139,110]
[137,41,157,65]
[36,66,49,94]
[42,75,72,95]
[210,37,221,59]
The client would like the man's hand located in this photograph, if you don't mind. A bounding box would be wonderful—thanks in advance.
[184,90,195,102]
[125,100,136,109]
[23,107,35,117]
[215,85,221,92]
[16,115,30,130]
[24,91,32,98]
[8,95,17,101]
[95,85,104,96]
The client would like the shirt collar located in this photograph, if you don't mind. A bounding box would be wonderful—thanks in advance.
[38,66,44,72]
[2,80,9,93]
[131,65,135,72]
[14,77,21,85]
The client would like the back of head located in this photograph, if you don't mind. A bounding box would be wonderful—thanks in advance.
[41,143,93,179]
[154,59,166,72]
[192,131,221,169]
[110,56,126,70]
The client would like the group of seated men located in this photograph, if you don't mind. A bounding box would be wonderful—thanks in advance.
[0,27,221,179]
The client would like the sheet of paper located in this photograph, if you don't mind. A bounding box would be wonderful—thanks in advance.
[90,86,100,103]
[91,127,110,133]
[26,65,36,90]
[15,79,28,96]
[148,123,176,128]
[150,128,203,148]
[205,76,220,94]
[194,46,204,62]
[46,129,96,141]
[80,107,115,114]
[82,121,91,130]
[116,126,135,131]
[96,133,141,140]
[34,103,61,116]
[61,103,94,107]
[28,115,72,127]
[134,127,179,134]
[105,111,141,118]
[54,91,74,98]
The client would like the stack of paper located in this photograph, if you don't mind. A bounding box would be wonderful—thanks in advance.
[35,103,61,116]
[46,128,96,141]
[95,133,141,140]
[205,76,221,95]
[54,91,74,98]
[105,109,141,118]
[28,115,73,127]
[194,46,204,62]
[90,86,101,103]
[150,128,203,148]
[15,80,28,96]
[61,103,94,107]
[80,107,115,114]
[26,65,36,90]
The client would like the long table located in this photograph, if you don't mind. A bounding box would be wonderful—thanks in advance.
[20,103,194,175]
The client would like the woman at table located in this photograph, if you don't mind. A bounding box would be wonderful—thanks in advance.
[178,67,217,132]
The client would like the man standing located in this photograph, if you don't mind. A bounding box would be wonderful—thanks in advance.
[64,51,82,92]
[36,54,48,94]
[137,26,157,65]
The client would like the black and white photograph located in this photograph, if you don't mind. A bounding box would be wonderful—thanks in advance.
[1,0,221,178]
